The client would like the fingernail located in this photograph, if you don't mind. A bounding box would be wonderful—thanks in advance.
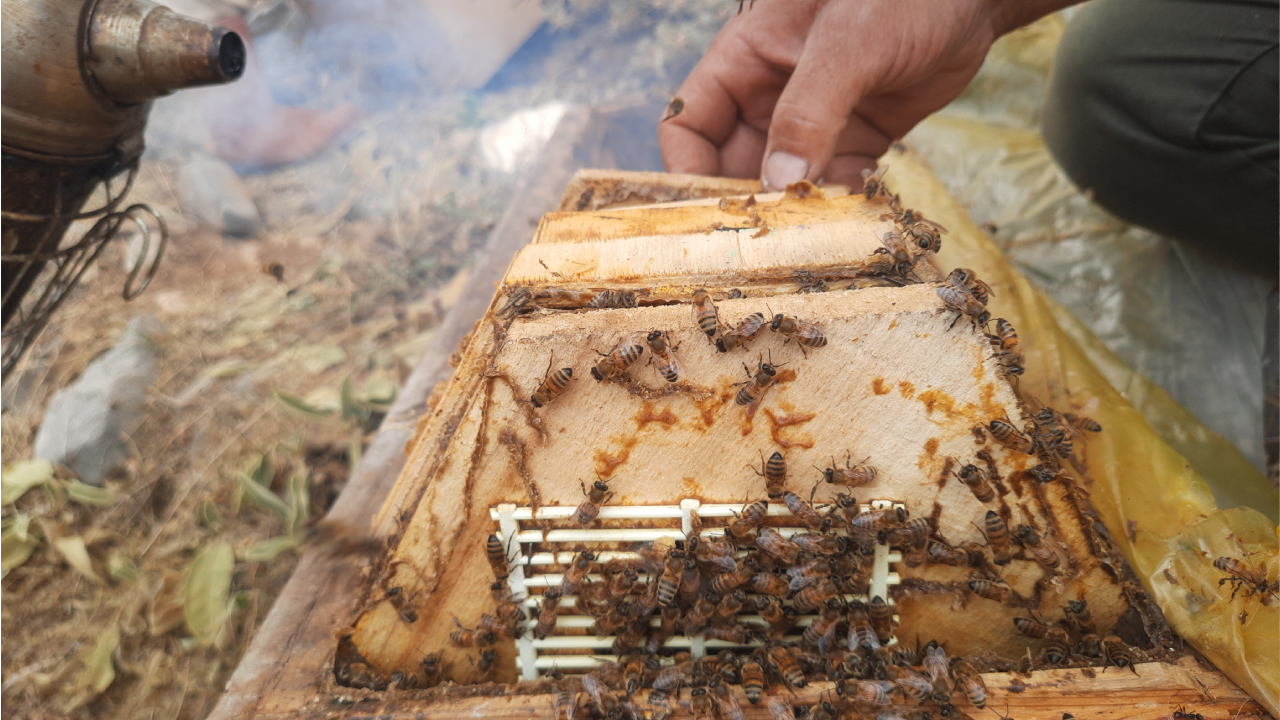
[763,151,808,190]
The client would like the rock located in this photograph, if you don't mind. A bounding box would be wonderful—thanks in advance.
[33,316,165,486]
[177,155,262,238]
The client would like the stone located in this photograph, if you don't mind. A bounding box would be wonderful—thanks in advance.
[177,155,262,238]
[33,316,164,486]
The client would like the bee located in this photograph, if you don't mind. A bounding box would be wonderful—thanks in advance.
[647,689,674,720]
[989,316,1023,362]
[1064,412,1102,433]
[862,165,889,199]
[386,586,419,623]
[937,284,990,330]
[449,620,494,648]
[1065,599,1096,634]
[613,621,647,655]
[792,578,840,613]
[802,601,843,651]
[486,533,511,580]
[1214,556,1279,602]
[1172,705,1205,719]
[1016,524,1060,570]
[923,643,952,704]
[783,490,828,530]
[262,261,285,282]
[847,601,881,652]
[756,527,802,564]
[742,657,767,703]
[734,357,785,407]
[987,417,1035,453]
[652,658,693,691]
[680,556,703,606]
[928,540,970,566]
[693,535,737,568]
[877,229,915,274]
[754,450,788,499]
[821,454,879,487]
[747,571,790,597]
[792,533,847,555]
[730,499,770,532]
[605,566,638,604]
[661,96,685,123]
[718,312,768,352]
[886,665,933,703]
[1076,633,1103,658]
[592,602,631,637]
[947,267,994,305]
[1042,627,1072,665]
[690,687,714,720]
[1099,635,1137,674]
[480,610,522,639]
[561,550,596,596]
[948,658,986,708]
[1012,615,1049,638]
[420,652,445,687]
[709,676,745,720]
[907,217,947,254]
[338,661,388,690]
[646,330,683,383]
[715,589,748,624]
[844,679,897,707]
[981,510,1015,565]
[710,559,755,593]
[588,289,638,309]
[533,588,562,639]
[787,557,834,590]
[767,645,806,688]
[770,313,828,348]
[954,462,996,503]
[591,339,645,381]
[657,549,685,607]
[850,505,907,532]
[884,517,931,547]
[715,650,742,684]
[572,476,616,525]
[867,595,896,643]
[967,577,1013,603]
[691,289,721,340]
[751,596,795,638]
[583,672,621,718]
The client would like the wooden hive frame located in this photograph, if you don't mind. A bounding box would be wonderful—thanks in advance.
[209,171,1270,720]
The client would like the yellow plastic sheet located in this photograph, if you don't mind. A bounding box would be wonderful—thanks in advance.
[886,149,1280,714]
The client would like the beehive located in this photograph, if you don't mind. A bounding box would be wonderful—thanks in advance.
[342,182,1157,691]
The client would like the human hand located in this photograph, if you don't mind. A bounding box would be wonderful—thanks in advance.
[659,0,1063,189]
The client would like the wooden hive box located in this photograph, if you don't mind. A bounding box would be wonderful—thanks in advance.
[214,172,1270,720]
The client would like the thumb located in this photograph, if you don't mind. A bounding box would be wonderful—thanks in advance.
[760,9,877,190]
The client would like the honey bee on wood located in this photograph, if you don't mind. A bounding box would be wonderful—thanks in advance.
[1064,412,1102,433]
[827,492,860,522]
[691,288,722,340]
[717,312,768,352]
[846,600,880,651]
[656,549,685,607]
[989,318,1023,372]
[1100,635,1136,673]
[922,643,952,704]
[907,217,947,254]
[843,679,897,707]
[1040,627,1072,666]
[690,687,714,720]
[753,450,788,500]
[767,645,807,689]
[1016,524,1061,570]
[591,338,645,381]
[876,229,915,275]
[747,571,790,597]
[583,672,622,719]
[1013,615,1049,638]
[947,267,994,305]
[714,589,747,625]
[954,462,996,503]
[802,600,843,651]
[862,165,889,200]
[727,499,770,544]
[792,577,841,613]
[534,588,562,639]
[884,517,932,548]
[680,556,702,606]
[734,357,785,407]
[652,658,693,691]
[783,490,828,531]
[710,559,755,593]
[572,476,616,525]
[384,586,419,623]
[937,284,991,331]
[1076,633,1103,658]
[987,417,1035,453]
[792,533,848,556]
[480,611,522,639]
[927,540,970,566]
[755,596,797,637]
[531,360,574,408]
[1214,556,1279,603]
[741,656,767,703]
[648,689,674,720]
[420,652,445,687]
[967,577,1013,603]
[980,510,1015,565]
[645,330,684,383]
[850,505,907,533]
[486,533,512,580]
[867,595,896,643]
[755,527,802,564]
[709,676,745,720]
[337,661,389,690]
[561,550,596,596]
[821,453,879,487]
[588,289,639,309]
[770,312,828,349]
[449,619,494,648]
[886,664,933,703]
[592,602,632,638]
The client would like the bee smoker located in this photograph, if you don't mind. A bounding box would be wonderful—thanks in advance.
[1,0,244,377]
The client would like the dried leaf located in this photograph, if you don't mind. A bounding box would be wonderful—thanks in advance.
[1,514,40,572]
[339,375,358,421]
[274,391,334,418]
[201,358,257,379]
[2,459,53,505]
[183,541,234,646]
[107,550,139,584]
[54,535,104,584]
[74,624,119,695]
[236,472,290,521]
[65,480,118,507]
[244,536,297,562]
[285,472,309,537]
[147,570,185,636]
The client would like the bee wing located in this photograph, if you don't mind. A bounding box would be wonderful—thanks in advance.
[703,553,738,574]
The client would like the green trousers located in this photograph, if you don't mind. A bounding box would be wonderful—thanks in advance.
[1044,0,1279,275]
